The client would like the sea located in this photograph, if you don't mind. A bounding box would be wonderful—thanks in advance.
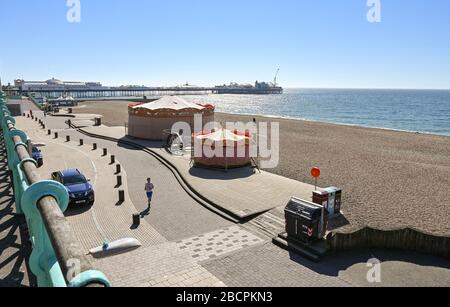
[185,88,450,136]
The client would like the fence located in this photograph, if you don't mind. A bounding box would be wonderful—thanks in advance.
[0,91,110,287]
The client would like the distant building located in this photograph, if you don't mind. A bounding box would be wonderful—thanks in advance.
[14,78,103,92]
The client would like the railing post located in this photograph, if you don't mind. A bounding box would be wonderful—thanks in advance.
[22,180,69,287]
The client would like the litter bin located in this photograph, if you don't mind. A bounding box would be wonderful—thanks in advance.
[335,188,342,213]
[323,187,342,216]
[313,189,329,210]
[285,197,329,243]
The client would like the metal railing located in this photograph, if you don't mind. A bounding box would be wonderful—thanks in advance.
[0,91,110,287]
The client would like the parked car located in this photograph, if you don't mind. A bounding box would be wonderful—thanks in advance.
[31,146,43,167]
[51,169,95,206]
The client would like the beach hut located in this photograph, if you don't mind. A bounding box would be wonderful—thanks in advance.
[127,96,215,141]
[192,129,253,169]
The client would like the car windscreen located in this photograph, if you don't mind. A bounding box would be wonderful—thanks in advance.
[63,174,87,186]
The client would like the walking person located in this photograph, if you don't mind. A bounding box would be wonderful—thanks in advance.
[144,178,154,210]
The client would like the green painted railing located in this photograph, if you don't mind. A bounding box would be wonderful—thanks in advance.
[0,91,110,287]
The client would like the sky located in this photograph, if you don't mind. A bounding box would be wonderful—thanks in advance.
[0,0,450,89]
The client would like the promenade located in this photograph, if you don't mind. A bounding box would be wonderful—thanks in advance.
[2,99,449,287]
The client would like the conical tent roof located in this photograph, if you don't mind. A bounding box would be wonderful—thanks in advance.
[133,96,205,111]
[195,129,249,143]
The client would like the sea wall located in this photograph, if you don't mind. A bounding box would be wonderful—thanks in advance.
[327,227,450,259]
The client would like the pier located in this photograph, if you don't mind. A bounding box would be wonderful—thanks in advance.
[20,86,282,99]
[5,78,283,99]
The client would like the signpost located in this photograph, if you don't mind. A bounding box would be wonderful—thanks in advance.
[311,167,321,191]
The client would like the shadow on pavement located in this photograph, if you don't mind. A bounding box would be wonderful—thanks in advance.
[189,166,256,180]
[288,248,450,279]
[64,203,94,217]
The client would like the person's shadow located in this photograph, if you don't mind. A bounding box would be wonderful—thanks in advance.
[140,207,152,218]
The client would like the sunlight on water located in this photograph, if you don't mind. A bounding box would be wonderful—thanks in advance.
[184,89,450,136]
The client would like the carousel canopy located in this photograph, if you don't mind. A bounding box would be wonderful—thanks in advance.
[132,96,205,111]
[194,129,250,144]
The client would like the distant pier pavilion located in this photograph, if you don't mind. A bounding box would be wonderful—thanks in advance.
[10,78,283,99]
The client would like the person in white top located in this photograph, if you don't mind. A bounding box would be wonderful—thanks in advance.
[144,178,155,209]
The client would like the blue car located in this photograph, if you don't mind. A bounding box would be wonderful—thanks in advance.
[31,146,44,167]
[52,169,95,206]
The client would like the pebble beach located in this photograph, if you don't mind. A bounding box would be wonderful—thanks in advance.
[74,100,450,236]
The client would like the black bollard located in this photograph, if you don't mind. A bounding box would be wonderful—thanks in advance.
[103,148,107,156]
[118,190,125,202]
[132,214,140,227]
[48,129,51,135]
[93,143,97,150]
[66,135,70,142]
[116,175,122,187]
[80,139,84,146]
[54,132,58,139]
[110,155,115,164]
[116,164,121,174]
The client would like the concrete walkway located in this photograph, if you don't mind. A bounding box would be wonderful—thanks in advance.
[76,125,316,219]
[16,116,167,251]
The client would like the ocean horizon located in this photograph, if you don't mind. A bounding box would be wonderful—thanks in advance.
[184,88,450,137]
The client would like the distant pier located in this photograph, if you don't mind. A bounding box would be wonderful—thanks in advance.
[13,86,283,99]
[5,78,283,99]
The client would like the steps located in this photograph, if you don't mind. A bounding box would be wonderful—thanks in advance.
[273,233,329,263]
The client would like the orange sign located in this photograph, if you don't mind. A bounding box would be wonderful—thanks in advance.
[311,167,321,178]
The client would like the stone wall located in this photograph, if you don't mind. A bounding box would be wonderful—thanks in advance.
[327,227,450,259]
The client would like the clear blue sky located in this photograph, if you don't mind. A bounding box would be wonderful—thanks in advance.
[1,0,449,89]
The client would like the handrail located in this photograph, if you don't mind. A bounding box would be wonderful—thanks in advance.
[0,92,110,287]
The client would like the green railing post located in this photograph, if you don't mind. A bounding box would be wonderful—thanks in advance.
[22,180,70,287]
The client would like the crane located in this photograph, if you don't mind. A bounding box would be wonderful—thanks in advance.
[273,68,280,87]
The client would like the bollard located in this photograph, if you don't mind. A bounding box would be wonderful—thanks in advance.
[27,114,30,118]
[23,113,26,117]
[118,190,125,202]
[93,143,97,150]
[80,139,84,146]
[110,155,115,164]
[132,214,140,227]
[103,148,107,156]
[42,124,46,130]
[116,164,121,174]
[66,135,70,142]
[54,132,58,139]
[48,129,51,135]
[116,176,122,187]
